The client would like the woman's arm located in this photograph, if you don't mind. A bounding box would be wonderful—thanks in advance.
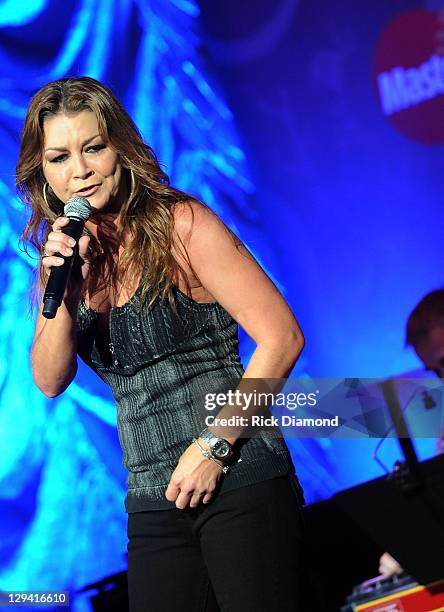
[31,217,90,397]
[172,201,304,378]
[166,201,304,508]
[31,302,79,397]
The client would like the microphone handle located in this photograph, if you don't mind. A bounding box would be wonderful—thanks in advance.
[42,217,85,319]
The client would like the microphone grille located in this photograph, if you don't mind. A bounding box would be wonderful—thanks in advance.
[64,196,92,221]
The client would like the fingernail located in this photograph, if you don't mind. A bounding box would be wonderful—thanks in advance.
[56,258,64,264]
[68,238,76,246]
[66,248,73,256]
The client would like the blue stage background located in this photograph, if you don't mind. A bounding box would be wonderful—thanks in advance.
[0,0,442,608]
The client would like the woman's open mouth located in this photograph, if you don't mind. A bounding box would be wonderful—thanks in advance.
[76,184,100,197]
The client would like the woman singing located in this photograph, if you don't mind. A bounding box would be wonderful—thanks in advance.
[17,77,308,611]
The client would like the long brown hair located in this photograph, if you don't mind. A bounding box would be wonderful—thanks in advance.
[16,76,206,309]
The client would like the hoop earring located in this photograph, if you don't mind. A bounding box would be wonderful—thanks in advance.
[43,182,50,207]
[128,168,136,203]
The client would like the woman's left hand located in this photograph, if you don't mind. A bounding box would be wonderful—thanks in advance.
[165,442,223,509]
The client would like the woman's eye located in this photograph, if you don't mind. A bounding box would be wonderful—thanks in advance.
[50,154,67,163]
[86,144,106,153]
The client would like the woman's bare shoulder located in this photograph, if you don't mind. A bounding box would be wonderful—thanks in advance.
[171,199,227,244]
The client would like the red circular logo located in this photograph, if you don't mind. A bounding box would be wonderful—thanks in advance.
[373,10,444,144]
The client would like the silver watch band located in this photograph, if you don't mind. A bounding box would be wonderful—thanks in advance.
[199,428,221,447]
[199,428,234,460]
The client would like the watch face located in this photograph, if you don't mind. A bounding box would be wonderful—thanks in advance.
[213,440,230,458]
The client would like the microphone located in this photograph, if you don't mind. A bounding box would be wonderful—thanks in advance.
[42,196,92,319]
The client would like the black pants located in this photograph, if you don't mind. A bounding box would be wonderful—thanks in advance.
[127,475,314,612]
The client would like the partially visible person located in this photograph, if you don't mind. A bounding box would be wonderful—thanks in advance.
[406,288,444,455]
[406,289,444,379]
[379,289,444,578]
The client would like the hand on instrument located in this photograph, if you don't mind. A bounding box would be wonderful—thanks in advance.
[165,441,224,509]
[42,216,91,300]
[378,552,403,577]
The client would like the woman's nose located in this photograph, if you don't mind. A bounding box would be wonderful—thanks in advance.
[72,154,92,179]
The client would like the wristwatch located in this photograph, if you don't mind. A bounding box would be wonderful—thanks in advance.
[199,428,234,462]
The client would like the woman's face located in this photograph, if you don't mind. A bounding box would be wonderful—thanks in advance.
[42,110,125,213]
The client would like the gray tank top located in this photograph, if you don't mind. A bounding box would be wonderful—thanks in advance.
[76,283,295,512]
